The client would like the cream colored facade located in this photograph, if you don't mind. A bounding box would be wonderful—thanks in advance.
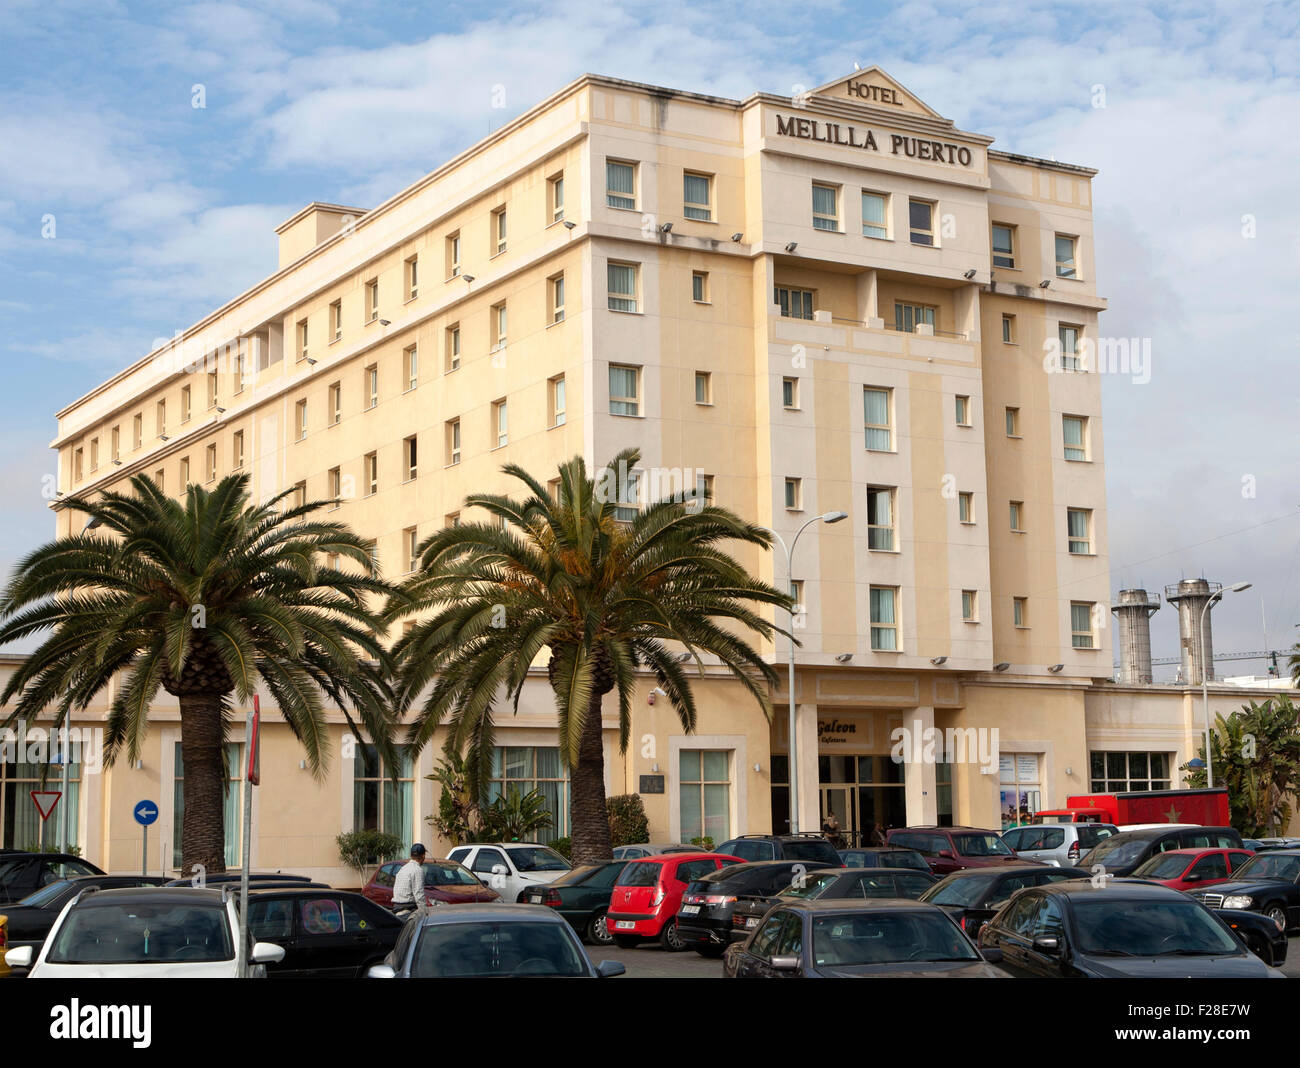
[16,68,1293,883]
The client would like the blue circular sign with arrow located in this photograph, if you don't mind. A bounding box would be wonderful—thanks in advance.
[133,800,159,826]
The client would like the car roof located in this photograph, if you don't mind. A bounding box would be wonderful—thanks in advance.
[776,897,942,914]
[1155,847,1242,856]
[896,826,1001,834]
[837,867,935,876]
[416,902,567,925]
[940,863,1067,877]
[453,842,554,849]
[247,886,369,898]
[69,886,229,906]
[1034,878,1191,900]
[633,851,736,863]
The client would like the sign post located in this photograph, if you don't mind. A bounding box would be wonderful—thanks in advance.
[237,696,260,979]
[133,799,158,876]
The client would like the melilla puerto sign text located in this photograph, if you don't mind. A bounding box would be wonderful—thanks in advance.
[773,113,975,167]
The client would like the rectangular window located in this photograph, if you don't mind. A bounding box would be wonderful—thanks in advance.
[690,473,714,510]
[991,223,1015,268]
[488,747,570,844]
[679,750,731,844]
[1067,508,1091,554]
[445,511,460,528]
[154,468,164,489]
[328,466,341,507]
[774,286,814,320]
[551,274,565,323]
[404,345,418,391]
[330,300,342,342]
[1002,314,1015,343]
[295,399,307,441]
[179,456,190,485]
[207,370,219,409]
[607,263,638,312]
[614,469,640,523]
[73,447,83,482]
[110,426,120,461]
[447,232,461,277]
[962,590,977,622]
[811,183,839,231]
[1089,751,1172,794]
[366,279,379,322]
[133,413,143,449]
[156,400,166,437]
[1071,602,1095,648]
[894,302,936,333]
[329,382,342,425]
[862,191,888,238]
[89,438,99,472]
[492,302,508,348]
[1013,596,1027,627]
[492,207,507,255]
[864,387,892,451]
[1055,234,1077,278]
[683,171,713,221]
[692,271,709,303]
[789,579,804,609]
[493,399,508,448]
[180,386,191,423]
[955,395,970,426]
[550,375,566,427]
[363,539,378,568]
[1059,324,1081,371]
[867,487,895,550]
[782,377,799,409]
[404,435,417,481]
[694,371,712,405]
[205,443,217,482]
[609,364,640,416]
[405,255,419,300]
[297,319,309,361]
[550,174,565,223]
[1063,415,1088,460]
[232,430,244,470]
[870,587,899,651]
[1005,406,1020,437]
[1009,500,1024,532]
[352,745,414,840]
[173,742,243,868]
[958,491,974,524]
[446,324,460,372]
[235,350,247,394]
[606,161,636,209]
[404,527,418,573]
[784,477,801,510]
[364,452,378,496]
[365,364,378,409]
[909,199,934,245]
[446,419,461,465]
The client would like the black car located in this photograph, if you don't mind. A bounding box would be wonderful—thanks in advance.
[920,864,1088,939]
[163,872,321,888]
[838,847,929,872]
[1218,908,1289,967]
[0,874,167,954]
[1188,850,1300,932]
[715,834,843,866]
[978,878,1281,977]
[677,860,836,956]
[729,866,938,939]
[1078,826,1243,877]
[0,853,104,905]
[524,860,628,945]
[246,887,404,977]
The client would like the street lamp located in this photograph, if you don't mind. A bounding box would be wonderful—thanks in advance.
[1200,581,1251,788]
[759,510,848,834]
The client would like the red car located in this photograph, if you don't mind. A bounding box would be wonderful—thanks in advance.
[607,852,742,951]
[362,858,500,908]
[1132,847,1255,892]
[888,826,1038,876]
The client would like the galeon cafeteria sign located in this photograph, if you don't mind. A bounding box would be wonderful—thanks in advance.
[774,113,974,167]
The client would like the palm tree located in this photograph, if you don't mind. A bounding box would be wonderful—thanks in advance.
[389,448,792,864]
[0,473,397,875]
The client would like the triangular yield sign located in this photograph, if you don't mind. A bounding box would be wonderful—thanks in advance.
[30,790,61,821]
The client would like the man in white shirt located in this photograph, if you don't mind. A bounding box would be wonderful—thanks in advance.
[392,843,429,918]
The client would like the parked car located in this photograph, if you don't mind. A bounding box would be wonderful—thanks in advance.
[524,859,628,945]
[888,826,1035,876]
[676,860,837,956]
[0,874,167,961]
[1001,823,1118,867]
[722,898,1005,978]
[246,887,404,976]
[977,878,1283,977]
[362,858,499,909]
[1187,850,1300,932]
[0,853,104,905]
[613,843,696,859]
[1079,826,1244,877]
[366,903,625,978]
[1131,847,1254,891]
[607,851,742,950]
[837,847,929,872]
[446,843,571,903]
[715,834,843,866]
[920,865,1088,938]
[3,886,284,977]
[1218,908,1288,968]
[162,871,319,888]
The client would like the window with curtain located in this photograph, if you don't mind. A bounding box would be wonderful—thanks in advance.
[894,302,936,332]
[864,387,892,451]
[174,742,242,868]
[991,224,1015,268]
[607,263,638,312]
[867,487,894,550]
[2,759,81,850]
[353,745,413,843]
[1055,234,1077,277]
[489,747,569,844]
[609,365,640,416]
[615,469,641,522]
[812,184,839,230]
[606,161,636,209]
[1063,415,1087,460]
[683,172,712,220]
[870,587,898,650]
[862,191,888,238]
[1071,602,1096,648]
[680,750,731,843]
[1059,325,1080,370]
[1067,508,1091,554]
[909,199,934,245]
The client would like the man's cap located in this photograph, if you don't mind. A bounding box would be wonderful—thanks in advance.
[410,843,427,857]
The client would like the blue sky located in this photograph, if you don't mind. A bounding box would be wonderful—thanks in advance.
[1,0,1298,672]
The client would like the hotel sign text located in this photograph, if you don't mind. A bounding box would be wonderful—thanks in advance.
[775,113,974,167]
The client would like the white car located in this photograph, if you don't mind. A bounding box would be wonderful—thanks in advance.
[446,843,572,903]
[3,885,284,977]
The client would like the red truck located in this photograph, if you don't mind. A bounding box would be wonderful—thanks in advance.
[1035,788,1230,827]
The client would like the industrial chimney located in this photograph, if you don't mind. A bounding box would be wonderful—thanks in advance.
[1111,589,1160,684]
[1164,579,1220,686]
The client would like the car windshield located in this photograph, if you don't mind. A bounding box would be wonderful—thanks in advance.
[1084,835,1152,866]
[616,862,662,887]
[1134,854,1194,879]
[17,879,73,907]
[811,911,979,966]
[424,863,479,887]
[1232,855,1300,882]
[504,847,570,873]
[1072,899,1240,957]
[411,921,588,977]
[952,834,1013,857]
[47,902,233,964]
[778,872,840,900]
[921,874,995,907]
[783,840,841,863]
[0,860,29,889]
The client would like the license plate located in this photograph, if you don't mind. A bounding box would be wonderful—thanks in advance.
[615,920,635,930]
[746,917,759,928]
[528,895,542,903]
[680,905,700,915]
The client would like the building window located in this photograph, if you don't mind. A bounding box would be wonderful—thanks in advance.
[774,286,814,320]
[961,590,977,622]
[908,199,935,245]
[867,487,895,551]
[492,399,508,448]
[694,371,712,405]
[1063,415,1088,460]
[353,745,413,839]
[488,747,569,844]
[1005,406,1020,437]
[689,473,714,510]
[1059,324,1081,371]
[110,425,120,461]
[403,435,417,481]
[173,742,241,867]
[1002,315,1015,343]
[999,754,1042,830]
[446,418,461,465]
[132,414,143,449]
[614,469,641,523]
[328,466,341,507]
[692,271,709,303]
[955,395,971,426]
[991,223,1016,268]
[365,364,378,409]
[607,263,638,312]
[1013,596,1027,627]
[1067,508,1091,554]
[1071,602,1096,648]
[864,387,892,451]
[447,232,461,277]
[404,526,418,573]
[680,750,730,843]
[491,302,508,349]
[811,183,839,231]
[405,255,419,301]
[782,377,799,409]
[156,468,166,489]
[360,452,376,496]
[366,279,379,323]
[784,477,801,511]
[156,400,166,438]
[404,345,418,392]
[606,161,636,209]
[330,300,342,342]
[89,438,99,472]
[297,319,309,361]
[492,207,507,255]
[609,364,640,416]
[445,511,460,528]
[862,191,888,238]
[179,456,190,485]
[329,382,342,425]
[870,587,899,651]
[1055,234,1077,278]
[205,443,217,482]
[295,399,307,441]
[683,171,713,221]
[894,302,935,333]
[1089,752,1171,794]
[73,447,83,482]
[232,431,244,470]
[207,370,219,410]
[550,375,566,427]
[446,324,460,372]
[235,350,247,394]
[550,174,565,223]
[363,539,378,568]
[958,491,974,524]
[180,387,191,423]
[1009,500,1024,532]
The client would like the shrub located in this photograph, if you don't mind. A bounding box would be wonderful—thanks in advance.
[337,829,404,887]
[478,789,554,842]
[606,794,650,847]
[690,836,715,852]
[549,836,573,860]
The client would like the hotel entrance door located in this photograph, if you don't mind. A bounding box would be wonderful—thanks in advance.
[817,755,906,846]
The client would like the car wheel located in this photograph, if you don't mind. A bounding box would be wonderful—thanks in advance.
[659,918,687,952]
[695,944,725,958]
[1265,903,1287,928]
[613,934,640,950]
[586,910,614,946]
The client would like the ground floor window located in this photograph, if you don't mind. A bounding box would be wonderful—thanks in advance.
[999,753,1041,829]
[1089,751,1171,793]
[772,753,905,845]
[174,742,243,868]
[680,750,731,844]
[935,761,953,827]
[488,746,568,844]
[353,744,413,843]
[1,759,81,850]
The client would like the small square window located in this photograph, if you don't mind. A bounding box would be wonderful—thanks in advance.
[784,477,801,511]
[1009,500,1024,532]
[329,382,342,425]
[330,300,343,342]
[955,395,971,426]
[551,274,565,323]
[366,279,379,323]
[1013,596,1028,628]
[364,452,378,496]
[958,491,974,524]
[692,271,709,303]
[1002,314,1016,343]
[405,255,419,301]
[782,377,799,409]
[447,232,461,277]
[1005,407,1020,437]
[961,590,977,622]
[404,435,418,481]
[446,325,461,372]
[694,371,712,405]
[404,345,418,392]
[550,375,566,427]
[446,419,461,465]
[365,365,378,409]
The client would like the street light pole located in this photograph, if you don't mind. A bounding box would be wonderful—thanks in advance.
[759,511,848,835]
[1199,581,1251,789]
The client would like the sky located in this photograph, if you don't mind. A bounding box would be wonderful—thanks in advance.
[0,0,1297,676]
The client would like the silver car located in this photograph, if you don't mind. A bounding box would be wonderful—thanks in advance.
[1002,823,1118,867]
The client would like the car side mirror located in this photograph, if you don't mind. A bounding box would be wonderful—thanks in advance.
[980,947,1004,964]
[770,955,800,971]
[250,942,285,964]
[596,960,626,978]
[367,963,397,978]
[4,945,33,969]
[1032,936,1061,955]
[938,850,955,859]
[492,864,507,875]
[1183,873,1200,882]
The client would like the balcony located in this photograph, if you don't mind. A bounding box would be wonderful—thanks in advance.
[770,307,977,364]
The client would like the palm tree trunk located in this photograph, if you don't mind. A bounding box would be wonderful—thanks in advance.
[569,690,612,864]
[178,692,228,876]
